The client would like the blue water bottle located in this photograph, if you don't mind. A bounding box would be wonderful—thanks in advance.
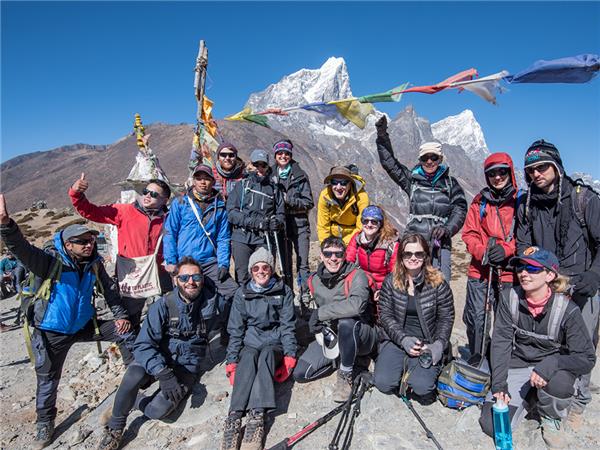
[492,399,513,450]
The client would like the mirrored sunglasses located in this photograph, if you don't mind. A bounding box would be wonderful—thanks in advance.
[516,264,545,274]
[177,273,203,282]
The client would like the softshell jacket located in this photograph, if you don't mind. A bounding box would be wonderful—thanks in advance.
[317,175,369,244]
[462,153,519,283]
[212,158,247,200]
[377,273,454,350]
[163,189,231,269]
[490,287,596,394]
[271,161,314,230]
[69,189,166,263]
[0,220,127,334]
[311,263,372,322]
[226,171,285,245]
[134,287,218,376]
[346,231,399,289]
[376,136,467,249]
[226,277,297,364]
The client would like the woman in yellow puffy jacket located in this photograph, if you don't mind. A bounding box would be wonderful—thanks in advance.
[317,166,369,244]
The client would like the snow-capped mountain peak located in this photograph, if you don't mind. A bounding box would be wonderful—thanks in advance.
[431,109,490,163]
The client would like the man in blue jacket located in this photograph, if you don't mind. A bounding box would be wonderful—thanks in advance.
[98,257,218,450]
[163,164,238,344]
[0,194,133,450]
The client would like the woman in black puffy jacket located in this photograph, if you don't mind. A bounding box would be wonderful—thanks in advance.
[374,232,454,402]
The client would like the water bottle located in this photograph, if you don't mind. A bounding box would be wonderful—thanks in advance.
[492,399,513,450]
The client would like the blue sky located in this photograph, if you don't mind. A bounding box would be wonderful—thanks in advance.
[2,1,599,178]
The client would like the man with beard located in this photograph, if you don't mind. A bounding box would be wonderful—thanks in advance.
[462,152,521,358]
[212,142,247,200]
[98,257,218,450]
[163,164,237,344]
[0,194,133,450]
[516,139,600,430]
[69,174,172,329]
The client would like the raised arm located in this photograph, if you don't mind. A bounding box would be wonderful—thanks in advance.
[375,116,412,194]
[69,173,122,225]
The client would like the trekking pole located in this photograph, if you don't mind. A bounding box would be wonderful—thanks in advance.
[329,378,361,450]
[264,231,272,254]
[401,395,445,450]
[478,237,497,368]
[340,373,372,450]
[267,402,349,450]
[272,231,287,280]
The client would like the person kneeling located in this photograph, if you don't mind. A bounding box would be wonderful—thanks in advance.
[373,233,454,403]
[292,236,377,403]
[479,247,596,449]
[98,257,218,450]
[221,248,297,450]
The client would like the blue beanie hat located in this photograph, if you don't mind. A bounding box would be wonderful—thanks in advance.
[361,205,384,222]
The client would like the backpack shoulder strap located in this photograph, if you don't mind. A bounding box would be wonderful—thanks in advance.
[572,183,589,229]
[547,294,569,342]
[509,288,520,326]
[91,262,104,297]
[34,258,63,301]
[166,293,180,325]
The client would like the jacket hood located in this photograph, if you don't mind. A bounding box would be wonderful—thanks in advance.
[484,152,517,191]
[242,276,286,298]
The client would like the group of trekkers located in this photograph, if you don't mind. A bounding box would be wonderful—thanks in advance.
[0,115,598,450]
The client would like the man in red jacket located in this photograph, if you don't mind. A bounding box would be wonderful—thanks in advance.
[69,173,171,328]
[462,152,520,358]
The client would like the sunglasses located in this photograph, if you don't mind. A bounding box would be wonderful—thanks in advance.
[419,154,440,163]
[142,188,161,199]
[219,152,236,159]
[515,264,545,274]
[251,264,272,273]
[68,237,96,246]
[322,250,345,259]
[402,251,427,260]
[525,163,552,176]
[361,218,381,226]
[330,178,350,187]
[486,168,509,178]
[177,273,203,283]
[275,151,291,157]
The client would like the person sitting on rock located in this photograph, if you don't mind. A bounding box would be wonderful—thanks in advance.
[98,257,219,450]
[226,149,285,285]
[374,233,454,403]
[0,251,26,297]
[317,165,369,245]
[0,194,134,450]
[292,236,377,403]
[479,247,596,448]
[375,115,467,281]
[212,142,248,200]
[163,163,238,345]
[70,173,172,330]
[221,248,297,450]
[346,205,399,293]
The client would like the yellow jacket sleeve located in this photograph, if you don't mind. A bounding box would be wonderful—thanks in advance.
[317,188,331,243]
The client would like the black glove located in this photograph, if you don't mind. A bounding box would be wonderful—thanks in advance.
[431,226,448,241]
[249,218,267,231]
[486,244,506,265]
[156,369,184,403]
[308,309,323,335]
[269,216,283,231]
[571,271,600,298]
[375,116,388,137]
[218,267,229,282]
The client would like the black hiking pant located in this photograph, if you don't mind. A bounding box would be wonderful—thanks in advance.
[108,362,197,431]
[293,318,377,382]
[32,319,135,423]
[281,214,311,293]
[229,345,283,413]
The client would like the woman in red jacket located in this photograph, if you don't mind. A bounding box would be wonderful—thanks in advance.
[462,152,521,358]
[346,205,399,296]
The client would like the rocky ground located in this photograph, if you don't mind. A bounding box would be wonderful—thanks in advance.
[1,211,599,449]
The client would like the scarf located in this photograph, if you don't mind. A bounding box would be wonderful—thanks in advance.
[249,278,276,293]
[529,182,571,259]
[216,158,245,179]
[278,164,292,180]
[358,231,379,250]
[317,261,348,289]
[525,287,552,318]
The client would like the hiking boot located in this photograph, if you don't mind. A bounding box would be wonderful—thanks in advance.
[97,427,123,450]
[540,416,568,449]
[333,369,353,403]
[221,415,242,450]
[240,410,265,450]
[32,421,54,449]
[566,407,584,432]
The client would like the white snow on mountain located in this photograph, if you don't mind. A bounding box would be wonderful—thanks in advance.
[572,172,600,191]
[431,110,490,163]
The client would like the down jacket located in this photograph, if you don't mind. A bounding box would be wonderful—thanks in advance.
[346,231,399,289]
[0,219,127,334]
[462,152,520,283]
[317,174,369,244]
[376,134,467,249]
[226,277,297,364]
[378,272,454,350]
[163,189,231,269]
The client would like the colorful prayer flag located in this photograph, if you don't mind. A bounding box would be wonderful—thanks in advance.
[201,96,218,137]
[402,69,478,94]
[328,99,374,129]
[504,54,600,84]
[358,83,409,103]
[450,71,509,105]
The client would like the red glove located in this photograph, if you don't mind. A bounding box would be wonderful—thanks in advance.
[226,363,237,386]
[274,356,297,383]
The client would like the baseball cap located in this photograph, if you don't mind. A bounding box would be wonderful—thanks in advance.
[192,163,215,180]
[62,224,99,242]
[510,246,560,274]
[250,149,269,164]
